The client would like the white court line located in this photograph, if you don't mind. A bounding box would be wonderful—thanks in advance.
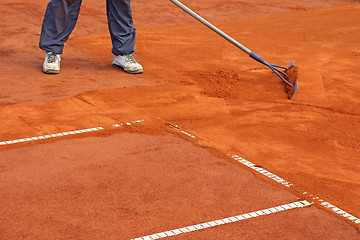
[231,155,293,188]
[166,123,360,225]
[0,127,104,146]
[168,123,196,138]
[0,119,145,147]
[230,155,360,225]
[130,200,312,240]
[1,119,358,225]
[113,120,144,128]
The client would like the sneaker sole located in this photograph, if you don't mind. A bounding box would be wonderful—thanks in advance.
[43,69,60,74]
[112,63,143,74]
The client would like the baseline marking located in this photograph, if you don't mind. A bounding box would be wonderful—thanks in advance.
[130,200,312,240]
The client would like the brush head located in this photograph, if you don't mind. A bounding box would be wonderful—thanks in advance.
[284,65,298,99]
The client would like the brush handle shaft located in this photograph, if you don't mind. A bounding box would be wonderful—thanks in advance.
[169,0,252,55]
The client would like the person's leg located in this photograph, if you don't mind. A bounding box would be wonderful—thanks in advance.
[107,0,143,74]
[39,0,82,54]
[106,0,136,55]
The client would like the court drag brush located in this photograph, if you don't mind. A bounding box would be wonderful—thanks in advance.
[170,0,298,99]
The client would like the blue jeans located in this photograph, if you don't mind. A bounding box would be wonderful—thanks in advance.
[39,0,136,55]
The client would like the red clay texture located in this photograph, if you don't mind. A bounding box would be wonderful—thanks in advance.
[1,0,360,239]
[1,134,359,239]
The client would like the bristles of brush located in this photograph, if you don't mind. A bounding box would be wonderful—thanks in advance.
[284,66,298,99]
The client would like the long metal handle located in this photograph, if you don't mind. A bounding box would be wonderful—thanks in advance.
[169,0,252,55]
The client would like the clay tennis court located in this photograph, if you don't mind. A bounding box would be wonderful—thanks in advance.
[1,0,360,239]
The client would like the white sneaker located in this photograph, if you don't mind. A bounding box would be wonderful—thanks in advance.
[43,52,61,74]
[112,53,143,74]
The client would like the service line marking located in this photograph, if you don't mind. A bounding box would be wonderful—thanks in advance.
[130,200,312,240]
[165,123,360,225]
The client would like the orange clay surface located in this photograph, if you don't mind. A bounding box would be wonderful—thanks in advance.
[0,0,360,239]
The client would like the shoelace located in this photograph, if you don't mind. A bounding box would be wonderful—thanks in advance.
[47,52,58,63]
[125,53,140,63]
